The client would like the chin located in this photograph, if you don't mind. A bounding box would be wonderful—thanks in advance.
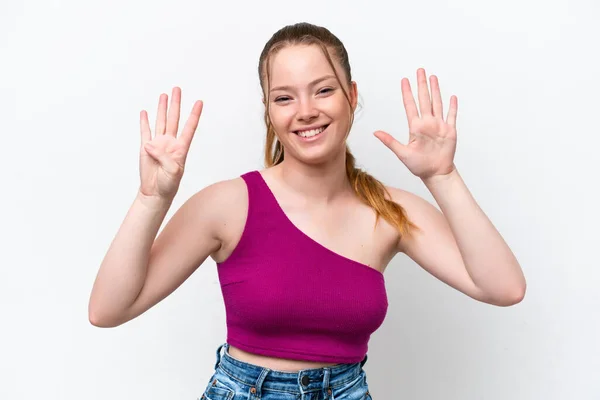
[289,144,347,166]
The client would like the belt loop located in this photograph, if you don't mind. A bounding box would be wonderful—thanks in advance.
[214,342,226,370]
[250,367,269,398]
[323,368,332,399]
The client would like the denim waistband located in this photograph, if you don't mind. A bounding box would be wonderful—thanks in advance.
[213,343,368,394]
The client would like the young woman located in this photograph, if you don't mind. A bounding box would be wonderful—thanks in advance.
[89,22,526,400]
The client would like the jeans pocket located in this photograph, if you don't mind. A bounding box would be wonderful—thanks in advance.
[200,376,235,400]
[333,370,371,400]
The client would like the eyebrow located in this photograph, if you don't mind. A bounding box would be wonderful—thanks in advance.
[269,75,337,92]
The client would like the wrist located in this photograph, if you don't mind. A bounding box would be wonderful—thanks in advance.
[135,190,173,212]
[422,166,459,187]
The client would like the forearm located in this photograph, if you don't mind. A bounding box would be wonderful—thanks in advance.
[88,192,172,326]
[423,169,526,301]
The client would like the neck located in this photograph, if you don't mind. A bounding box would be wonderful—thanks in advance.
[275,150,353,203]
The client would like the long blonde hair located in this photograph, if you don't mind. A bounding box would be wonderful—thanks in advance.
[258,23,418,238]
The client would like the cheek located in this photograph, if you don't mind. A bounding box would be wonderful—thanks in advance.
[269,117,296,145]
[328,108,352,131]
[269,107,296,131]
[326,96,352,118]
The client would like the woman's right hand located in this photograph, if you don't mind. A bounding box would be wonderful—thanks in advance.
[138,87,203,202]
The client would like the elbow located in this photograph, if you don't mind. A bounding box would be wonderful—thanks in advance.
[88,305,125,328]
[475,280,526,307]
[495,284,527,307]
[88,314,110,328]
[88,311,116,328]
[509,277,527,305]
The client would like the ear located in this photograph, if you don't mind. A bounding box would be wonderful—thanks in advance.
[350,81,358,111]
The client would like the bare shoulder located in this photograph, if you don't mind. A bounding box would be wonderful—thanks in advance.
[383,185,445,252]
[152,175,247,254]
[384,185,437,216]
[189,175,249,262]
[188,175,247,235]
[196,175,247,207]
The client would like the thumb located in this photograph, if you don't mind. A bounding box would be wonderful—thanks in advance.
[373,130,411,162]
[143,143,180,173]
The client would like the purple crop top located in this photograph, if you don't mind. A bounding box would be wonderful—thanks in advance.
[216,171,388,364]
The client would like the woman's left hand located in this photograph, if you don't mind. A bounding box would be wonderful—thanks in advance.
[374,68,458,181]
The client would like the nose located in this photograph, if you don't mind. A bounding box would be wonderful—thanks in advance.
[296,97,319,122]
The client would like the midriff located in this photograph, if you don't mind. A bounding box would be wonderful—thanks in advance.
[228,344,341,372]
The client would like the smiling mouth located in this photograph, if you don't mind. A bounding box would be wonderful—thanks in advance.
[294,124,329,138]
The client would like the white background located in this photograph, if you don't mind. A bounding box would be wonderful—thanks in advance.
[1,0,598,399]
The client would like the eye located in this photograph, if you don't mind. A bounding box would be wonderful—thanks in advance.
[274,96,291,103]
[319,88,334,94]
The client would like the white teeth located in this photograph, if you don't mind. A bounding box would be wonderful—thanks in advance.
[297,126,326,138]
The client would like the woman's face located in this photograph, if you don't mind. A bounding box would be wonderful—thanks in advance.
[265,44,358,165]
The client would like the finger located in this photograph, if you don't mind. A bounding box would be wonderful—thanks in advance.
[446,95,458,126]
[166,87,181,137]
[180,100,204,149]
[401,78,419,126]
[417,68,432,117]
[430,75,443,119]
[155,93,168,135]
[140,110,152,145]
[373,130,411,162]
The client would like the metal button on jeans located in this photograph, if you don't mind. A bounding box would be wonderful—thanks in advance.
[301,375,310,386]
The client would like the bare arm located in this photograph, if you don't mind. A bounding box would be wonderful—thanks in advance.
[88,182,226,327]
[390,178,526,307]
[374,69,525,307]
[89,87,222,327]
[88,193,171,327]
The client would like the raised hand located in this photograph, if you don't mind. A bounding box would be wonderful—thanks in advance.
[138,87,203,201]
[374,68,458,181]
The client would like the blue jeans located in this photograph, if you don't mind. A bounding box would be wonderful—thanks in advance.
[199,343,373,400]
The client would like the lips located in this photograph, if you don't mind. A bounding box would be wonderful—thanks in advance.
[293,124,329,135]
